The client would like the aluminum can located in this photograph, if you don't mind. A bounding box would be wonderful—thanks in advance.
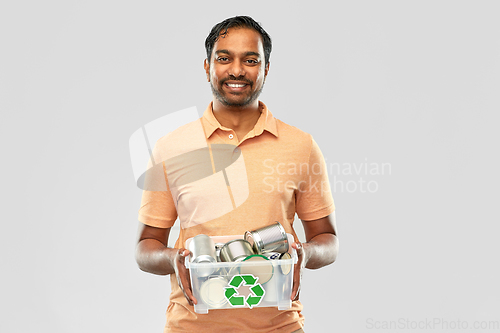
[244,222,289,254]
[219,239,254,262]
[188,234,216,277]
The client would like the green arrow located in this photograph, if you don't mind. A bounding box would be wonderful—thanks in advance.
[225,287,237,299]
[246,295,262,308]
[229,295,245,306]
[229,275,243,288]
[242,275,257,285]
[250,284,265,297]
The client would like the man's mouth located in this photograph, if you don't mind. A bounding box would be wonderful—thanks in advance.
[226,83,246,88]
[223,81,250,92]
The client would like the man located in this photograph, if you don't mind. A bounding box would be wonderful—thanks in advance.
[136,16,338,333]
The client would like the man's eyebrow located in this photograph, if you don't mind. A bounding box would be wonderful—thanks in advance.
[244,51,261,58]
[215,50,261,58]
[215,49,230,56]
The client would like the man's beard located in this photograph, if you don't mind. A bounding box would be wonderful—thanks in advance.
[210,80,265,107]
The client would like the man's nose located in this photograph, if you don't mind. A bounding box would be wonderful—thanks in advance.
[228,60,245,77]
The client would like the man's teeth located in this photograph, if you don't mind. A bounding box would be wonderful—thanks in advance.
[227,83,246,88]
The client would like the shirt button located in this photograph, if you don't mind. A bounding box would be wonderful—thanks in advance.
[229,134,234,139]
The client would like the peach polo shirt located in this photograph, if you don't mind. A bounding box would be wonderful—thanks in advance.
[138,101,335,333]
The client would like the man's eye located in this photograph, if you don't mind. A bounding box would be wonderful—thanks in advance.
[246,59,258,64]
[217,57,229,62]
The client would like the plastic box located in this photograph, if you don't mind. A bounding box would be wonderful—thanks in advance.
[185,234,297,314]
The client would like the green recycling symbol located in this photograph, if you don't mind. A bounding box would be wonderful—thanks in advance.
[224,274,265,309]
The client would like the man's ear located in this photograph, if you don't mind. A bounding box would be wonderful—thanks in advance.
[264,61,270,80]
[204,58,210,82]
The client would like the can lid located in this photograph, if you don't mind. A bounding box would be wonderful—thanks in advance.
[279,252,291,260]
[264,252,281,260]
[244,230,264,254]
[279,252,292,275]
[239,255,274,284]
[243,254,268,261]
[200,277,229,308]
[220,239,254,262]
[192,255,216,264]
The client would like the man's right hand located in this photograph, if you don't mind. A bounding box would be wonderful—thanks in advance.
[172,248,197,305]
[136,223,198,306]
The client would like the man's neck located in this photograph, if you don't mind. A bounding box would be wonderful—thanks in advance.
[212,99,262,140]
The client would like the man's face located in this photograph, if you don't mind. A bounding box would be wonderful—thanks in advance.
[204,28,269,108]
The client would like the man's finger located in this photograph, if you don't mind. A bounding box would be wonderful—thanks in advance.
[182,269,197,305]
[290,242,303,300]
[292,242,303,256]
[177,249,197,305]
[177,248,190,258]
[178,275,194,305]
[291,260,301,298]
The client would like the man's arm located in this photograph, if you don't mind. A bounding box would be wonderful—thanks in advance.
[135,222,197,305]
[290,212,338,300]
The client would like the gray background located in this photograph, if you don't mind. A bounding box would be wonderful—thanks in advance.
[1,1,499,332]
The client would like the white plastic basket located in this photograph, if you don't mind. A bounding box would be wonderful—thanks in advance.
[185,234,297,314]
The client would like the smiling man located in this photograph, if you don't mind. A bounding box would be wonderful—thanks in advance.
[204,23,270,140]
[136,16,338,333]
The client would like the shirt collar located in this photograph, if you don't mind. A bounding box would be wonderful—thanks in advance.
[201,101,279,139]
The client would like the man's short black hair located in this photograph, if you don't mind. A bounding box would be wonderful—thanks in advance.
[205,16,272,66]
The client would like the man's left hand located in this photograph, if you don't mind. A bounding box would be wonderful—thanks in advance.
[290,214,339,301]
[290,241,306,301]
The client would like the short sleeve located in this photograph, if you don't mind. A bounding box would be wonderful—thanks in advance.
[295,137,335,221]
[137,140,178,228]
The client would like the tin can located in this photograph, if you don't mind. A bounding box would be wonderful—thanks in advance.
[214,243,225,262]
[244,222,289,254]
[219,239,254,262]
[188,234,217,277]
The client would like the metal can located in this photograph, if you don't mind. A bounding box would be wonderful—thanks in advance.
[214,242,225,262]
[244,222,289,254]
[219,239,254,262]
[188,234,217,277]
